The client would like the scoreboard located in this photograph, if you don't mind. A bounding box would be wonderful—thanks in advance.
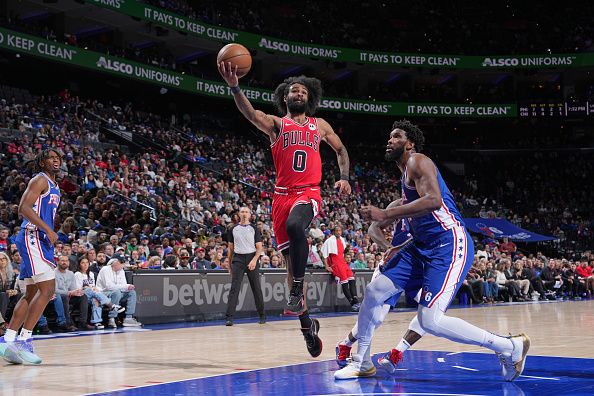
[519,102,594,117]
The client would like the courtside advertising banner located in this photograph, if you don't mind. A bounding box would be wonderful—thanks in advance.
[133,270,374,324]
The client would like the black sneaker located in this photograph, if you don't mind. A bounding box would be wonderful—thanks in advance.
[287,280,305,314]
[302,319,323,358]
[38,325,52,335]
[259,315,266,324]
[225,320,233,326]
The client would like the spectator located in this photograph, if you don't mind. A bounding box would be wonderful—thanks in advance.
[541,259,564,297]
[498,237,517,257]
[176,249,192,269]
[90,251,109,280]
[259,255,271,268]
[55,255,92,331]
[0,252,18,333]
[75,257,125,329]
[143,256,162,269]
[96,257,142,328]
[350,252,367,270]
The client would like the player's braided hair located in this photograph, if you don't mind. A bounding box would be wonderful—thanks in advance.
[273,75,323,116]
[32,148,62,174]
[392,119,425,152]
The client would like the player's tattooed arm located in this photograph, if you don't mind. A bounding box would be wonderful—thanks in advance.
[318,118,351,195]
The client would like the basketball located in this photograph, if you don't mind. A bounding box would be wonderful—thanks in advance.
[217,43,252,78]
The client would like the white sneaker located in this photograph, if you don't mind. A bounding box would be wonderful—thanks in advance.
[94,323,105,330]
[123,318,142,327]
[107,318,117,329]
[110,304,126,314]
[496,333,530,381]
[334,354,376,380]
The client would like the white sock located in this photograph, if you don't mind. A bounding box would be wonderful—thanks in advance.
[484,332,514,354]
[343,325,358,347]
[396,339,411,352]
[4,329,17,342]
[18,328,33,341]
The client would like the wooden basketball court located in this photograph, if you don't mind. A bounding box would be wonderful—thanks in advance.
[1,300,593,395]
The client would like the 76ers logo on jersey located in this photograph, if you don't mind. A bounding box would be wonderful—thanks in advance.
[48,194,60,207]
[421,286,433,303]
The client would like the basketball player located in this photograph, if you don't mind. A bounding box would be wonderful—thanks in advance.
[335,120,529,381]
[0,149,61,365]
[218,63,351,357]
[335,211,426,372]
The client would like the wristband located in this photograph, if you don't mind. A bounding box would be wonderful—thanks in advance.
[230,86,241,94]
[340,174,349,181]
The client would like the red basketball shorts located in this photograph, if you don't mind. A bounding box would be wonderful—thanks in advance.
[272,186,321,252]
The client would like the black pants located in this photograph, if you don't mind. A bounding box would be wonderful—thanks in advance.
[61,294,89,326]
[226,253,265,320]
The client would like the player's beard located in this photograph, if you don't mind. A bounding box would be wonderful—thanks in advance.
[385,146,404,162]
[286,97,307,114]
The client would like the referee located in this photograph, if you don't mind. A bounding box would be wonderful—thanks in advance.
[225,207,266,326]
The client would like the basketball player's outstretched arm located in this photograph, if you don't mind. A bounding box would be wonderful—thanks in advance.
[19,175,59,244]
[218,62,280,137]
[317,118,351,195]
[361,154,441,222]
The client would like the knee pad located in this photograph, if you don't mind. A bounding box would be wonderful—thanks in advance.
[285,217,305,239]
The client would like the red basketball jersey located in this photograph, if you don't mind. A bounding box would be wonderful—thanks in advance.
[270,116,322,187]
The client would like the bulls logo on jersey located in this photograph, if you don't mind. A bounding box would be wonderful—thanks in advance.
[271,116,323,187]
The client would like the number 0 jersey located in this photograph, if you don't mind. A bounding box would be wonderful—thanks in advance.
[270,116,322,188]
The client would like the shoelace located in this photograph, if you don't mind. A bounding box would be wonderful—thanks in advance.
[496,353,514,370]
[19,341,35,354]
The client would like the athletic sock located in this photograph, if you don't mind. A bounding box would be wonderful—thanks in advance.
[4,329,17,342]
[484,332,514,354]
[299,310,312,330]
[396,339,411,352]
[18,328,33,341]
[342,332,357,347]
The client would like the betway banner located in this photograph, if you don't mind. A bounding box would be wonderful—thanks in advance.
[0,27,516,117]
[133,270,380,324]
[87,0,594,69]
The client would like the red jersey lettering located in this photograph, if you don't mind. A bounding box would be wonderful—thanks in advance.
[271,116,322,187]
